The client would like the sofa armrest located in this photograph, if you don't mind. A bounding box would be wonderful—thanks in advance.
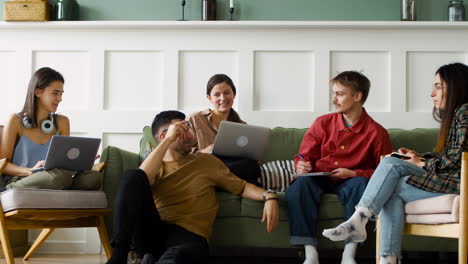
[99,146,140,236]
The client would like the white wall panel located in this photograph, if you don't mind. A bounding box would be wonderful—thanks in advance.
[253,51,314,112]
[0,51,17,109]
[330,51,390,112]
[70,132,88,137]
[104,51,163,111]
[28,228,87,253]
[178,51,238,112]
[407,52,466,112]
[33,51,90,112]
[1,21,468,253]
[103,133,143,154]
[29,228,85,242]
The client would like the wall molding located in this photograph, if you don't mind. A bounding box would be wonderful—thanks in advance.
[1,21,468,29]
[1,21,467,253]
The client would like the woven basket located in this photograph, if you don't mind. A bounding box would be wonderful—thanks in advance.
[3,0,50,21]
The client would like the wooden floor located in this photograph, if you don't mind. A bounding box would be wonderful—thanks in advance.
[0,254,107,264]
[0,252,458,264]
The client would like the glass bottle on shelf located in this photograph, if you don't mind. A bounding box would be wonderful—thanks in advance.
[448,0,465,21]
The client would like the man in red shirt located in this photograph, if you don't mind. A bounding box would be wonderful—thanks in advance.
[285,71,393,264]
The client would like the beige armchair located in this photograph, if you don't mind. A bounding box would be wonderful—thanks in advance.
[0,125,112,263]
[376,152,468,264]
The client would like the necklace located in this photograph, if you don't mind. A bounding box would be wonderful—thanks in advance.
[38,129,44,142]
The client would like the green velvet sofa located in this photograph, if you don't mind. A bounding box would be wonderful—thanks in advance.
[100,127,458,256]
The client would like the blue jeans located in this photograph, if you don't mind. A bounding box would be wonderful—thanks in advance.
[357,157,445,256]
[285,176,368,246]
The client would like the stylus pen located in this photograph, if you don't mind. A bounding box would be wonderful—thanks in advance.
[297,154,305,161]
[297,153,312,172]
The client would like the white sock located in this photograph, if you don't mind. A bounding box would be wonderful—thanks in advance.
[379,255,397,264]
[303,245,319,264]
[322,206,372,242]
[341,242,358,264]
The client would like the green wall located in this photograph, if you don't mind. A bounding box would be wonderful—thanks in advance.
[1,0,461,21]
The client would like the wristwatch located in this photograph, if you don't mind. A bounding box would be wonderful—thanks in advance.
[263,189,277,201]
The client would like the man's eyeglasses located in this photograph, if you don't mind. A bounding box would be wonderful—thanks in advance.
[161,121,192,134]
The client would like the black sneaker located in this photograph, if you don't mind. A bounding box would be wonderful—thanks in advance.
[127,251,142,264]
[141,253,156,264]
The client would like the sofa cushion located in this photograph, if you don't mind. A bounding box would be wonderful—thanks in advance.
[139,126,440,162]
[405,213,457,224]
[405,194,460,224]
[405,194,458,214]
[140,126,157,162]
[260,160,294,191]
[387,128,439,154]
[262,128,440,162]
[139,127,440,163]
[0,188,108,212]
[216,192,242,217]
[239,192,344,221]
[262,128,308,163]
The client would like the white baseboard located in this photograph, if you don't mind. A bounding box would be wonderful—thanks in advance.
[31,241,101,254]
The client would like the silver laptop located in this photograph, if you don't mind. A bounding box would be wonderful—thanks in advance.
[31,136,101,173]
[212,121,271,161]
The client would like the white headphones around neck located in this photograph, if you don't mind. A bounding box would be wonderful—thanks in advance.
[22,113,55,134]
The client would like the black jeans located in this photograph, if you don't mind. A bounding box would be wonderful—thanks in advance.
[214,155,261,185]
[108,169,209,264]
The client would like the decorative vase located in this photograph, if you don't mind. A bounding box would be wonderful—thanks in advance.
[55,0,79,21]
[201,0,216,21]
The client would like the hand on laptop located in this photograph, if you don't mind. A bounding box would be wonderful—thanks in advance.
[200,144,214,154]
[330,168,356,179]
[29,160,45,175]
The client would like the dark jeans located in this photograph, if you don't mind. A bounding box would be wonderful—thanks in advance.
[285,176,368,246]
[108,169,209,264]
[214,155,261,185]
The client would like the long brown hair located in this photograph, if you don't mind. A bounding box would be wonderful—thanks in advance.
[433,63,468,152]
[19,67,64,128]
[206,74,242,123]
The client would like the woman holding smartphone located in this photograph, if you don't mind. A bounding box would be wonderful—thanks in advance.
[187,74,260,185]
[0,67,102,191]
[322,62,468,264]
